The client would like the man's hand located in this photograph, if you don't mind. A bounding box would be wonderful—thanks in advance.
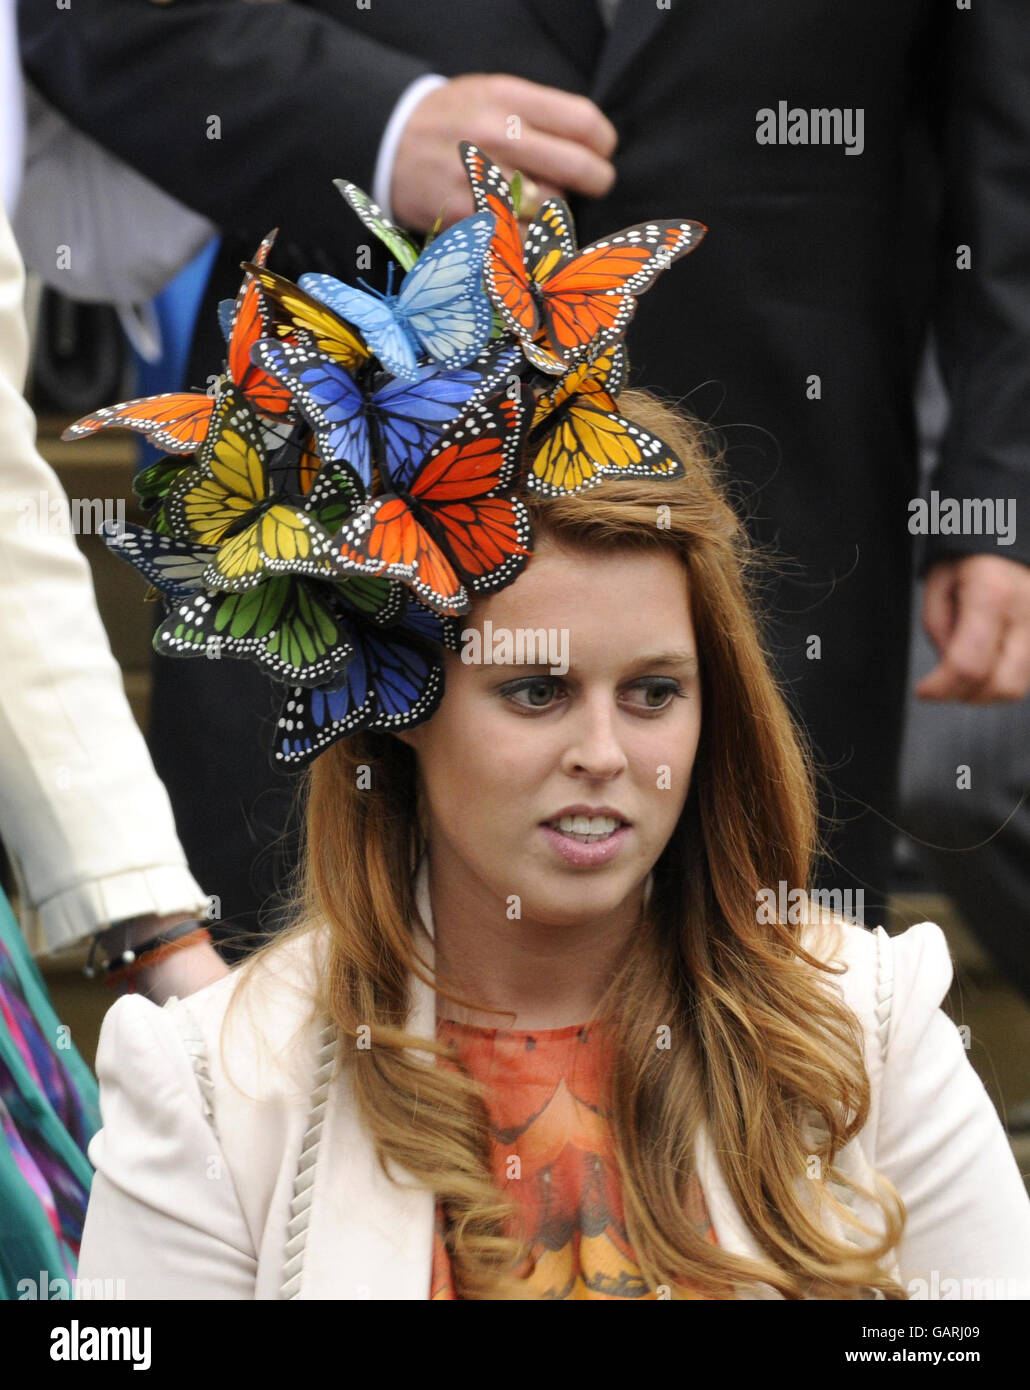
[390,73,618,233]
[917,554,1030,703]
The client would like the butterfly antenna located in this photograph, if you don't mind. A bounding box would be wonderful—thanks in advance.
[355,275,388,301]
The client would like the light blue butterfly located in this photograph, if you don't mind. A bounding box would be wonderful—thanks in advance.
[298,212,496,383]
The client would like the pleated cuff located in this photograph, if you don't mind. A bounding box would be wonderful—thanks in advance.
[20,863,210,957]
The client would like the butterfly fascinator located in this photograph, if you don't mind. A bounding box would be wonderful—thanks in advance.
[63,142,706,766]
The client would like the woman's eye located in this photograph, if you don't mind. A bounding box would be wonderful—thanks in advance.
[501,677,686,711]
[503,678,560,708]
[626,679,685,710]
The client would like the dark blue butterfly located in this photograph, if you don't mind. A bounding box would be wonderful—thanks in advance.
[250,334,521,491]
[298,212,496,382]
[275,601,447,764]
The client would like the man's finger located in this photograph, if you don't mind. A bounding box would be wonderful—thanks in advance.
[920,563,958,654]
[495,77,618,156]
[979,622,1030,702]
[926,595,1008,700]
[495,127,617,199]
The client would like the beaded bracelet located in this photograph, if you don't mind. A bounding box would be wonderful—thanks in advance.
[104,924,213,991]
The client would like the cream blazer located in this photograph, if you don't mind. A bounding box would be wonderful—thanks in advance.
[77,858,1030,1299]
[0,207,207,952]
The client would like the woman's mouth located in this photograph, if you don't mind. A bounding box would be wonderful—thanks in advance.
[546,814,623,843]
[539,815,631,866]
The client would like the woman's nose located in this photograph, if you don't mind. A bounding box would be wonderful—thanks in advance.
[559,698,628,777]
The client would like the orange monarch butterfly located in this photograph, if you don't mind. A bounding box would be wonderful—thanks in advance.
[329,395,533,617]
[460,141,707,376]
[61,231,295,453]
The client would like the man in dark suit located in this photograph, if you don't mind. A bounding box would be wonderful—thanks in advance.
[20,0,1030,948]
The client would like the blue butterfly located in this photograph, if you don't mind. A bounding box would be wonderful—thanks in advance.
[275,602,447,764]
[250,334,521,491]
[298,212,496,382]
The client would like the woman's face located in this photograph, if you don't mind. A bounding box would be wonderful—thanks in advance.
[397,535,702,929]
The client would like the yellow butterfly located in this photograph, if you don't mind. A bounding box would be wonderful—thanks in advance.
[163,387,338,593]
[527,344,684,495]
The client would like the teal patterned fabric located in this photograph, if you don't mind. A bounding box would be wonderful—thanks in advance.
[0,887,100,1300]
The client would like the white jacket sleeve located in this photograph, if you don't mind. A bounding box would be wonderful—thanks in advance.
[76,993,257,1299]
[877,921,1030,1297]
[0,205,208,953]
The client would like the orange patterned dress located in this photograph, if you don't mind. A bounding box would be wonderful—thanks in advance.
[430,1015,718,1299]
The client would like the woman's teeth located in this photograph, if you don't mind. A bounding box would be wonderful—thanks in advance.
[549,814,622,843]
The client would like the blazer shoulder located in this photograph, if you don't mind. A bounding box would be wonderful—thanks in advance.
[797,914,954,1066]
[162,923,332,1108]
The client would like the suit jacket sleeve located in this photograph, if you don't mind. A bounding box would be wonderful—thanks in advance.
[0,208,208,954]
[876,921,1030,1295]
[76,993,257,1299]
[16,0,436,251]
[925,0,1030,571]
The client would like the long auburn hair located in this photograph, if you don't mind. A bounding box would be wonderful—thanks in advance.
[226,384,907,1299]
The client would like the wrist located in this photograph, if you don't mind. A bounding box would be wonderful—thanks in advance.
[94,910,202,955]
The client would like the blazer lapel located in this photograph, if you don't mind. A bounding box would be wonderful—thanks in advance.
[692,1122,785,1300]
[297,868,439,1299]
[589,0,671,107]
[520,0,607,84]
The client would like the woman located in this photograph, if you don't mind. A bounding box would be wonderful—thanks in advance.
[68,140,1030,1299]
[75,384,1030,1300]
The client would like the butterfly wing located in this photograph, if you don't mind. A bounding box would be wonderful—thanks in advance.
[203,503,336,593]
[241,264,371,374]
[302,452,368,536]
[275,606,446,764]
[524,198,579,274]
[105,523,217,602]
[330,495,468,616]
[408,395,533,596]
[333,179,420,272]
[527,396,684,496]
[250,334,373,487]
[299,273,420,381]
[156,575,353,687]
[337,574,407,625]
[132,455,196,510]
[61,392,214,453]
[460,143,537,337]
[227,232,296,418]
[394,212,496,370]
[535,219,707,364]
[163,388,332,591]
[530,343,627,430]
[163,390,267,546]
[526,342,677,494]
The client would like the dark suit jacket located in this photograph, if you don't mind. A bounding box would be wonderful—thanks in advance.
[20,0,1030,921]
